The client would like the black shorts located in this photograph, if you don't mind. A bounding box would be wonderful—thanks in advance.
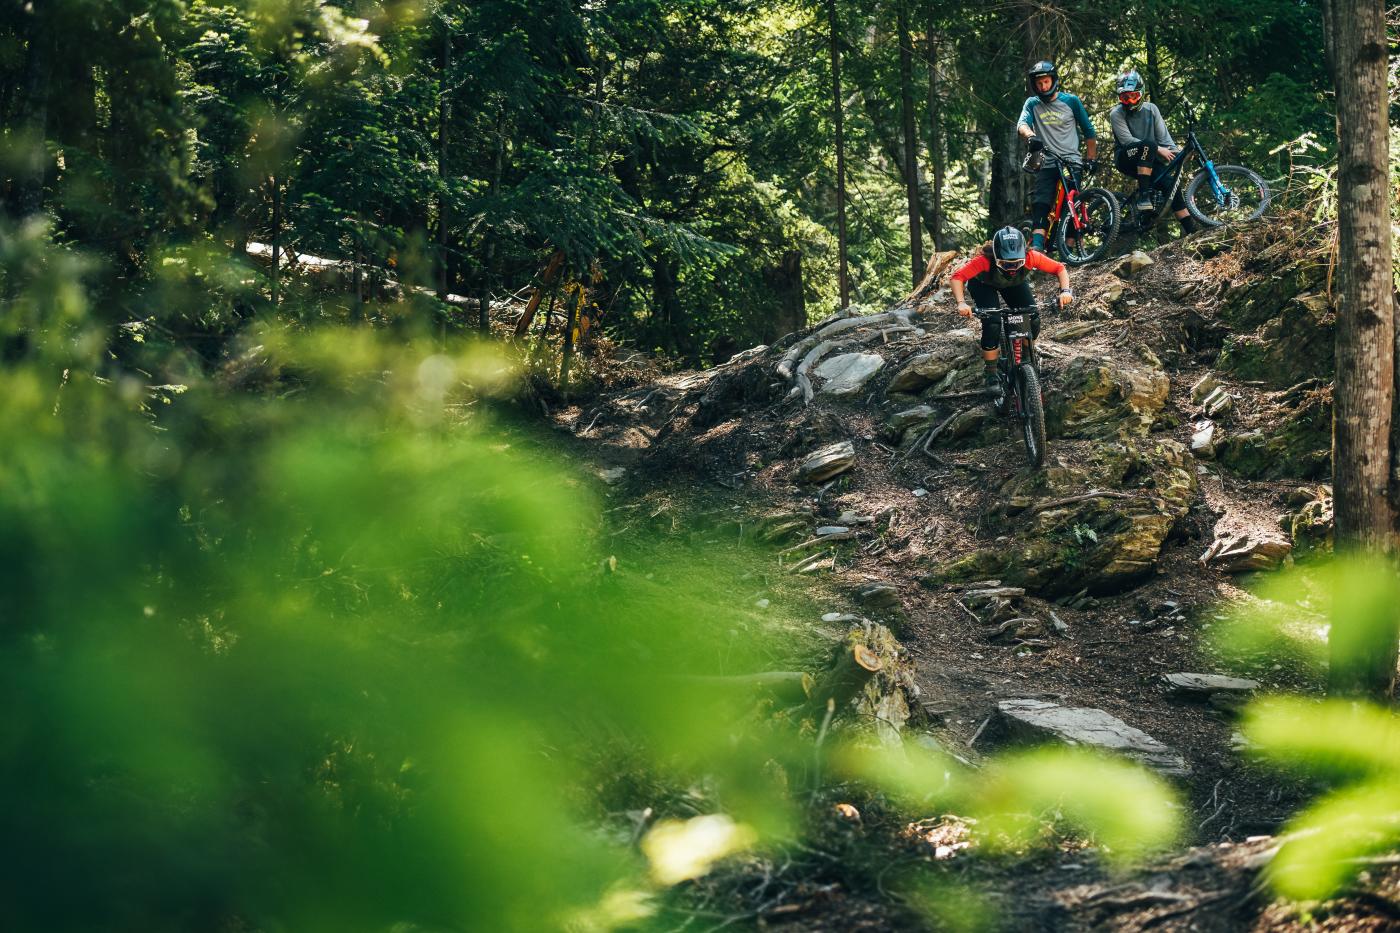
[1031,162,1078,208]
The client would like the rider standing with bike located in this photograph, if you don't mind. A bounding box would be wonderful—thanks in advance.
[1109,70,1197,236]
[1017,60,1098,252]
[949,226,1073,397]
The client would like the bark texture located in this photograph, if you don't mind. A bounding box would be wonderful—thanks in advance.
[1322,0,1398,699]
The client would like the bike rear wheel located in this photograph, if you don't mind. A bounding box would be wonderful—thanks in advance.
[1056,187,1120,265]
[1184,165,1270,227]
[1017,364,1047,469]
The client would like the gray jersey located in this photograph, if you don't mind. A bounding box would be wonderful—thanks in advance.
[1019,92,1097,166]
[1109,102,1177,151]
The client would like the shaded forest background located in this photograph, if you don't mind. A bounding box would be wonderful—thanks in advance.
[0,0,1338,366]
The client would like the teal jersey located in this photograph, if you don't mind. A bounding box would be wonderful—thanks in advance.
[1019,92,1096,165]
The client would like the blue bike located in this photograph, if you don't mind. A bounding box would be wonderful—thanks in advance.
[1121,108,1270,232]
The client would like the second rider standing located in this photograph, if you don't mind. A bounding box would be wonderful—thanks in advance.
[1017,60,1098,252]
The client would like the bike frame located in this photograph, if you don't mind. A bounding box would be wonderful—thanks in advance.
[1135,129,1233,224]
[976,306,1040,416]
[1042,156,1095,248]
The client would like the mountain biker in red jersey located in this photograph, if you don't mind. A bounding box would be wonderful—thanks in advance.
[949,226,1073,396]
[1109,70,1197,236]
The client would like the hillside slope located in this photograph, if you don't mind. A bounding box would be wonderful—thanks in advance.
[553,218,1383,930]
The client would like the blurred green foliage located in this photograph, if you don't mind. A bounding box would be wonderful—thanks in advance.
[1210,555,1400,903]
[0,219,1201,931]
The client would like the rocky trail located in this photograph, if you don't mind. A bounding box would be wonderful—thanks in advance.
[542,219,1393,930]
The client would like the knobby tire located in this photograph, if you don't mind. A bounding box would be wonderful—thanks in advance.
[1184,165,1270,227]
[1018,364,1047,469]
[1056,187,1121,266]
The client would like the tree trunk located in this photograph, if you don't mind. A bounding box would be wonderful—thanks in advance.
[1322,0,1398,700]
[896,0,924,286]
[1145,21,1164,109]
[12,0,52,217]
[924,21,946,251]
[763,249,806,340]
[826,0,850,310]
[986,118,1021,231]
[559,284,583,394]
[437,20,451,302]
[270,174,282,308]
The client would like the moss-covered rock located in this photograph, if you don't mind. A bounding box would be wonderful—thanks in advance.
[1286,492,1333,559]
[886,329,979,394]
[1218,291,1334,387]
[1217,385,1331,480]
[1217,261,1327,330]
[1046,354,1169,439]
[926,439,1197,597]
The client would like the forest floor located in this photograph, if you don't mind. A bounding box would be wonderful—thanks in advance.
[524,221,1399,931]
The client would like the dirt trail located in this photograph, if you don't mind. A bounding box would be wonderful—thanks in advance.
[550,220,1391,929]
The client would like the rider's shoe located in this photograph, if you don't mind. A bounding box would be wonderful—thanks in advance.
[1133,193,1153,214]
[983,371,1002,399]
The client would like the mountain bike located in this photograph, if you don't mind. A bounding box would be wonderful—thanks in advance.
[975,304,1048,469]
[1117,109,1270,232]
[1020,152,1120,266]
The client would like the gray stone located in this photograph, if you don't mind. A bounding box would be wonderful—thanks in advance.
[836,510,876,526]
[1190,420,1217,459]
[855,583,900,608]
[1190,373,1220,404]
[997,699,1190,775]
[816,352,886,396]
[1054,321,1100,342]
[1199,533,1292,573]
[886,329,979,393]
[1115,250,1155,279]
[822,612,861,624]
[598,466,628,485]
[1163,672,1260,697]
[1202,386,1234,419]
[816,525,850,537]
[887,405,935,436]
[797,441,856,483]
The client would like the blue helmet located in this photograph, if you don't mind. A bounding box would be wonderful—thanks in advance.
[1028,60,1058,100]
[1116,70,1145,111]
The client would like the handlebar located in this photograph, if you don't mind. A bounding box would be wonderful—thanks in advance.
[972,305,1044,320]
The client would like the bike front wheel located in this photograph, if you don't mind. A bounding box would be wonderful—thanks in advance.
[1017,364,1047,469]
[1056,187,1120,266]
[1184,165,1270,227]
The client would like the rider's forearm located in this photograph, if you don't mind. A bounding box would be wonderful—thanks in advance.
[1057,269,1071,292]
[1084,138,1097,160]
[1017,123,1035,141]
[951,280,966,304]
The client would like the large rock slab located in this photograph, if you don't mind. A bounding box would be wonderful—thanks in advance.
[1163,673,1259,698]
[1047,354,1169,439]
[1200,532,1292,573]
[997,699,1190,776]
[815,352,885,396]
[929,439,1197,597]
[886,328,979,394]
[796,441,857,483]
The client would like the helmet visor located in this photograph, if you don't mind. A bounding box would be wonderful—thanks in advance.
[996,258,1026,273]
[1119,90,1142,106]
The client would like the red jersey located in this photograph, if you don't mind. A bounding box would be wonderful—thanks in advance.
[950,249,1064,285]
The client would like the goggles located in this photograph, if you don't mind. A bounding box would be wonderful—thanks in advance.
[996,258,1026,272]
[1119,91,1142,105]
